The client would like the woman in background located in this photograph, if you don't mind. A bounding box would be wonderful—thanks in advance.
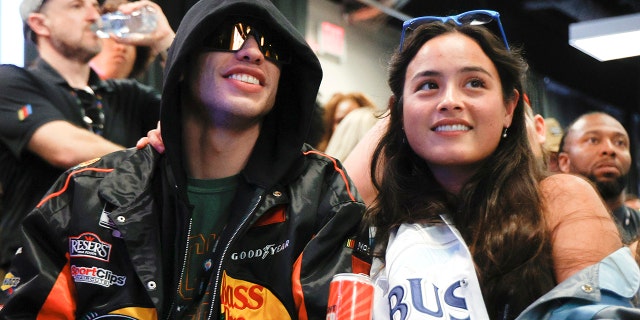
[89,0,161,80]
[317,91,377,151]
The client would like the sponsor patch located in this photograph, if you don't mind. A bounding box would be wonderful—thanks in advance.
[17,104,32,121]
[99,204,117,231]
[81,307,157,319]
[229,240,290,261]
[345,237,356,249]
[72,157,101,170]
[220,271,290,319]
[1,273,20,293]
[69,232,113,262]
[71,265,126,288]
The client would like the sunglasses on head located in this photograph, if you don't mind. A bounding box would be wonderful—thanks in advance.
[399,10,510,51]
[202,18,290,64]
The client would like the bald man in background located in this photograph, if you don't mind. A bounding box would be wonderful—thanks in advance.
[558,112,640,248]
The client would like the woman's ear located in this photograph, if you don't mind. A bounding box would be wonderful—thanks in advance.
[504,89,519,127]
[387,95,397,109]
[389,94,404,114]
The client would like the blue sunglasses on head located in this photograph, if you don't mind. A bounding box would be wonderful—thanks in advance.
[399,10,510,51]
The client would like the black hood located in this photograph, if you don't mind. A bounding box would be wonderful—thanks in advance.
[161,0,322,189]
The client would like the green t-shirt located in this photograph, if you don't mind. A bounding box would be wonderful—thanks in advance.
[177,175,239,316]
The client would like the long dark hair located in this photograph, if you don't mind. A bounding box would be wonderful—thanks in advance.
[365,21,555,319]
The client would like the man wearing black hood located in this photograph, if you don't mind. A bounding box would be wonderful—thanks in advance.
[0,0,366,319]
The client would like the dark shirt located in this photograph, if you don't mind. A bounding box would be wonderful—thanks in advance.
[612,204,640,244]
[0,58,160,268]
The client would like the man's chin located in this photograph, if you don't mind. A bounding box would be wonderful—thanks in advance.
[81,48,102,64]
[592,175,626,199]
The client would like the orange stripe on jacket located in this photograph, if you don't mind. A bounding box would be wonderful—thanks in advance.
[352,255,372,275]
[302,150,356,202]
[291,253,308,320]
[37,168,114,208]
[37,253,76,320]
[253,206,287,227]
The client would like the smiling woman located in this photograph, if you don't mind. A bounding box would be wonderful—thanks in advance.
[360,13,638,320]
[401,33,515,191]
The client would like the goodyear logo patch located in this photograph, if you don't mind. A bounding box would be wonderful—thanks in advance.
[229,240,289,261]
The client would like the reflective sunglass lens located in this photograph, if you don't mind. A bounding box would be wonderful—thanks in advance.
[458,13,494,25]
[205,21,289,63]
[229,26,249,50]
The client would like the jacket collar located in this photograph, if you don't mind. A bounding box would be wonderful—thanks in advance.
[29,57,111,92]
[98,146,160,208]
[517,247,640,318]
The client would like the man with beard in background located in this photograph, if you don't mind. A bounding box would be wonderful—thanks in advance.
[0,0,173,278]
[558,112,640,248]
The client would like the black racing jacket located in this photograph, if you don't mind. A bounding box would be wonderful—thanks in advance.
[0,145,365,320]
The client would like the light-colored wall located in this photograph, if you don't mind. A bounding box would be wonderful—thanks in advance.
[0,0,25,66]
[306,0,399,111]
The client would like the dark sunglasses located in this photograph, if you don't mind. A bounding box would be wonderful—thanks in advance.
[399,10,510,51]
[72,88,104,136]
[202,19,290,64]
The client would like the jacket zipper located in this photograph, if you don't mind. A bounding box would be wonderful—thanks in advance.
[165,218,194,319]
[206,195,263,320]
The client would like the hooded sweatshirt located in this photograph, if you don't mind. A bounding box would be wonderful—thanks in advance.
[0,0,366,319]
[162,0,322,190]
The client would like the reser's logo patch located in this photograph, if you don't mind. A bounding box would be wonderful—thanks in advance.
[69,232,112,262]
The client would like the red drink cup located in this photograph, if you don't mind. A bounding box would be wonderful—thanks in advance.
[326,273,374,320]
